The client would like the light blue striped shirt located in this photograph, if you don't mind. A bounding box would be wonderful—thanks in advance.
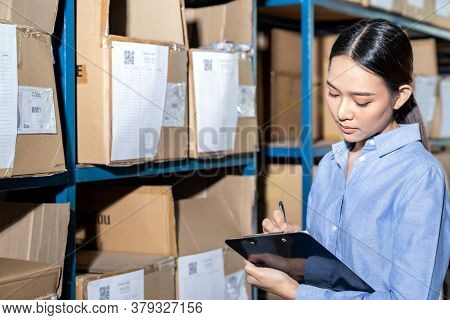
[297,123,450,299]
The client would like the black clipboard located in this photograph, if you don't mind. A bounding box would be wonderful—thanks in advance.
[226,231,374,292]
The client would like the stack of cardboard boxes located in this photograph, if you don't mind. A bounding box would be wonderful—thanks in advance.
[0,202,70,299]
[76,0,258,166]
[75,175,256,300]
[0,0,66,179]
[343,0,450,30]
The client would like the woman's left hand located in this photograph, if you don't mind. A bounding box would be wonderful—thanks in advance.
[244,261,300,300]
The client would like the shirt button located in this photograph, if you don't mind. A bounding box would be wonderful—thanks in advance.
[369,139,375,145]
[332,225,338,232]
[359,155,366,161]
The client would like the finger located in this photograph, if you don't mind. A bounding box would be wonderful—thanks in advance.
[272,210,286,227]
[262,218,278,233]
[246,274,261,287]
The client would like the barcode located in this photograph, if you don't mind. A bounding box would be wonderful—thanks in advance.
[99,285,110,300]
[124,50,135,65]
[203,59,212,71]
[188,262,197,275]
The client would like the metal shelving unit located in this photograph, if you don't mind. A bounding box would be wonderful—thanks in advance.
[0,0,258,300]
[261,0,450,229]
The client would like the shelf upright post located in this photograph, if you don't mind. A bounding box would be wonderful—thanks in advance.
[54,0,77,300]
[301,0,314,230]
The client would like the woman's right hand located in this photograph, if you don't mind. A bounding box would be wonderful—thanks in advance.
[262,209,301,234]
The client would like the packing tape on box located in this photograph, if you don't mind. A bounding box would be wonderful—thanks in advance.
[16,26,52,65]
[225,270,248,300]
[163,82,186,127]
[238,85,256,118]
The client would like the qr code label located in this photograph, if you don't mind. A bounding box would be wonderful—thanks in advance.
[99,286,110,300]
[203,59,212,71]
[124,50,135,65]
[188,262,198,275]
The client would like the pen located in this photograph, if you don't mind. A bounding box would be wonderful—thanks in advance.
[279,201,287,223]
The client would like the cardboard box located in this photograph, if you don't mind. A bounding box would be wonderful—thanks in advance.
[434,151,450,185]
[0,0,58,34]
[0,258,61,300]
[411,38,438,76]
[0,26,66,179]
[176,197,251,300]
[76,0,189,165]
[270,73,322,143]
[431,0,450,30]
[76,185,177,300]
[185,0,259,158]
[415,75,439,137]
[76,252,176,300]
[320,34,342,142]
[361,0,404,14]
[76,185,177,256]
[429,77,450,139]
[270,28,321,82]
[0,202,70,298]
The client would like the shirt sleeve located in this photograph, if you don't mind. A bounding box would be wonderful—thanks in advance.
[297,163,450,300]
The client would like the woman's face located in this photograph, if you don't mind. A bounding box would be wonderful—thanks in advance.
[326,55,398,143]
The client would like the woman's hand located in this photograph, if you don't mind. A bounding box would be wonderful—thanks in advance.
[262,209,301,234]
[245,261,300,300]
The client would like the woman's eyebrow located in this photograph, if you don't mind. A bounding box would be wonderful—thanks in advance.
[327,81,375,96]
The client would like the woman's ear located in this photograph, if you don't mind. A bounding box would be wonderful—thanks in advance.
[393,84,413,110]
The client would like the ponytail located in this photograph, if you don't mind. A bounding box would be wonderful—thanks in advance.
[394,94,430,152]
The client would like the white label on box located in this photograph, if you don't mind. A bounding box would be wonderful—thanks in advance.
[238,85,256,118]
[439,79,450,138]
[0,24,17,170]
[163,82,186,127]
[225,269,248,300]
[435,0,449,17]
[415,76,438,123]
[87,269,144,300]
[177,248,225,300]
[371,0,394,10]
[407,0,425,9]
[111,41,168,161]
[17,86,56,134]
[192,51,239,153]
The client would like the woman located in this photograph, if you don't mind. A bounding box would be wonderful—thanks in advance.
[245,19,450,299]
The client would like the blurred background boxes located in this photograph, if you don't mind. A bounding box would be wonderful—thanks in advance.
[76,0,188,165]
[0,202,69,299]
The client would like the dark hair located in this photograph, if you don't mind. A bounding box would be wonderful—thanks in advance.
[329,18,430,151]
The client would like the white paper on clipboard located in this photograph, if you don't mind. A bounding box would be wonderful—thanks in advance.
[0,23,18,170]
[111,41,168,161]
[192,51,239,153]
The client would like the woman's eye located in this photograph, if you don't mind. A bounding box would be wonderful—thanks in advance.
[355,101,370,108]
[328,92,339,98]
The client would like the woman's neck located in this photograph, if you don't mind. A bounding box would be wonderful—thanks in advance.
[351,121,399,153]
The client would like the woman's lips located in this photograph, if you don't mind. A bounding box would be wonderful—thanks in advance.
[339,124,357,134]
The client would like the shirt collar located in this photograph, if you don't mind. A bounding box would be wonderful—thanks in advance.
[331,123,422,161]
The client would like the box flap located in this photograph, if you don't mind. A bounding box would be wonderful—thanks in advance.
[108,0,186,45]
[76,250,172,273]
[185,0,253,48]
[77,186,177,257]
[0,202,70,267]
[0,0,59,34]
[13,28,66,177]
[177,197,241,256]
[0,258,61,300]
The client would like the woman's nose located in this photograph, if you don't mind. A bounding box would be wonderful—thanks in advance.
[337,98,354,121]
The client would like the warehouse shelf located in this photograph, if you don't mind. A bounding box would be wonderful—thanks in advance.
[266,142,332,159]
[262,0,450,40]
[0,173,68,192]
[75,154,257,183]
